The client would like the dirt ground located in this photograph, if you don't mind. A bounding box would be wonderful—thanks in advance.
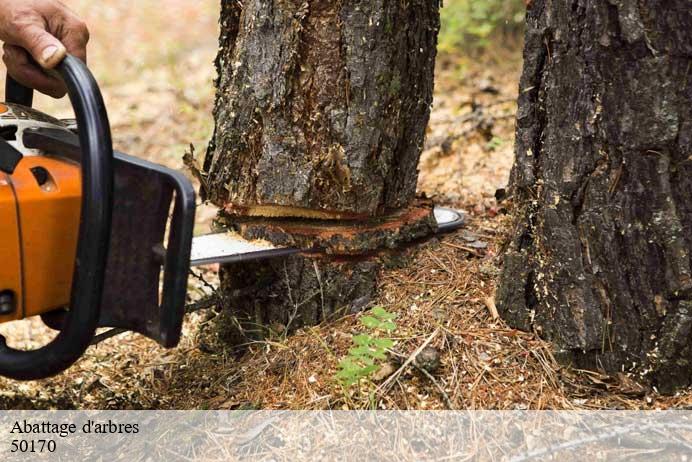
[0,1,691,410]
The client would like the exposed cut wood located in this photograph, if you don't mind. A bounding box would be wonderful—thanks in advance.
[220,199,437,255]
[222,204,364,221]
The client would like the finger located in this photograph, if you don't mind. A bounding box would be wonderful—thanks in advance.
[7,22,67,69]
[51,15,89,64]
[3,45,66,98]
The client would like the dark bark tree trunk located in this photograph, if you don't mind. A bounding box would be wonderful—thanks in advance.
[202,1,440,343]
[498,0,692,392]
[203,0,440,219]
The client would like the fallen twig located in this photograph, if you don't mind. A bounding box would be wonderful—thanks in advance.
[411,362,455,410]
[377,328,439,394]
[484,296,499,320]
[387,346,454,409]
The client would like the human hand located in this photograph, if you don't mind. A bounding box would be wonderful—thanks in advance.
[0,0,89,98]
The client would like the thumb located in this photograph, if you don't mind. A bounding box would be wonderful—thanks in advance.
[16,24,67,69]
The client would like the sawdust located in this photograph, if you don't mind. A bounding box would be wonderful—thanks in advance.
[0,1,690,410]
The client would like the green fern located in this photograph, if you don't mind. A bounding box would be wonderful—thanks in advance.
[336,307,397,387]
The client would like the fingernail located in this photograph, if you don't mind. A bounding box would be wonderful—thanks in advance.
[41,45,58,63]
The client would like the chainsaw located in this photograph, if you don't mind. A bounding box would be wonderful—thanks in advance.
[0,55,464,381]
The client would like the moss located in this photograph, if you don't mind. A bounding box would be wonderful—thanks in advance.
[384,15,394,34]
[389,73,402,96]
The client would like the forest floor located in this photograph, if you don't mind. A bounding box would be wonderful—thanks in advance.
[1,1,691,410]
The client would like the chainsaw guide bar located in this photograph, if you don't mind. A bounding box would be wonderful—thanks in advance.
[189,206,465,266]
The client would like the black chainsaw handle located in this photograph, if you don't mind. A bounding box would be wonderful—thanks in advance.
[5,76,34,107]
[0,55,113,380]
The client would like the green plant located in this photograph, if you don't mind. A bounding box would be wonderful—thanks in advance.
[486,136,505,151]
[336,307,397,387]
[439,0,526,54]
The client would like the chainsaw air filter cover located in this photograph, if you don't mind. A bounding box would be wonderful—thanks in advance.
[0,103,83,324]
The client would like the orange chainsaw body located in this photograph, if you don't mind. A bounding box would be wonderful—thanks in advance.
[0,158,81,323]
[0,103,81,323]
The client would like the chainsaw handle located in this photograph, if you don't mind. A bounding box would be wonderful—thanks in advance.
[5,75,34,107]
[0,55,113,380]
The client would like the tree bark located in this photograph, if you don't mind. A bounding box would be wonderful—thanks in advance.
[203,0,440,219]
[202,1,440,343]
[498,0,692,392]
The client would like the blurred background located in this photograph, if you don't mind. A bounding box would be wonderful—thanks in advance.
[439,0,525,54]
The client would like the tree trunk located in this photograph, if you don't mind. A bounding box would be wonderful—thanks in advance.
[202,1,440,343]
[203,0,440,219]
[498,0,692,392]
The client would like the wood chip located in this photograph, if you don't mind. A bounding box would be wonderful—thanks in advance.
[484,297,499,320]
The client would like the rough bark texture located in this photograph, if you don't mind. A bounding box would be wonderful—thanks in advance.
[203,0,440,218]
[202,1,441,345]
[211,256,383,345]
[498,0,692,392]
